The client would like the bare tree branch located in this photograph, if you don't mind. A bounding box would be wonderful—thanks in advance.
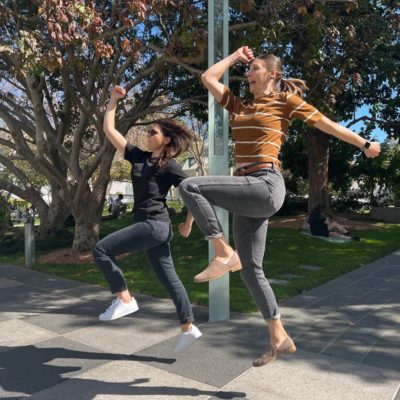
[146,44,204,76]
[229,21,258,32]
[346,115,400,129]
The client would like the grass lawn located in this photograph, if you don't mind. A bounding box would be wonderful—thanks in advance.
[1,213,399,313]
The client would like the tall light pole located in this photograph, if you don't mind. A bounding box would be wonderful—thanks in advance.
[207,0,230,322]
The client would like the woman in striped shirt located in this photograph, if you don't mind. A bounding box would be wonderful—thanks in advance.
[178,46,380,366]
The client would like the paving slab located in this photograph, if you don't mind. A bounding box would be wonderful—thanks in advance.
[280,273,302,280]
[0,336,123,398]
[0,318,58,350]
[27,360,224,400]
[298,264,323,271]
[64,314,182,355]
[0,265,88,292]
[222,350,400,400]
[0,277,23,289]
[269,279,289,285]
[133,321,267,388]
[361,327,400,371]
[393,384,400,400]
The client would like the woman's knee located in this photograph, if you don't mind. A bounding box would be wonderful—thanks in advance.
[240,265,257,282]
[92,242,105,260]
[178,177,197,197]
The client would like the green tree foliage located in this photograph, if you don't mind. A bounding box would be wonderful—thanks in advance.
[353,142,400,206]
[0,191,10,233]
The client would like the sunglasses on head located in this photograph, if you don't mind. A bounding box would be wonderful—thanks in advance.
[148,128,159,136]
[149,128,166,137]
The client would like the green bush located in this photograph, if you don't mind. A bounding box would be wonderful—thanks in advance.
[166,199,185,213]
[0,230,23,255]
[0,193,12,233]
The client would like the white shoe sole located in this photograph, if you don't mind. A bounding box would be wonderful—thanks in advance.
[99,304,139,321]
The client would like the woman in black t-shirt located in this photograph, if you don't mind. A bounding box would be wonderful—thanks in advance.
[93,86,201,353]
[308,205,330,237]
[308,205,358,240]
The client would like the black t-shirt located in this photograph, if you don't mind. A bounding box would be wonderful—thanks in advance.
[308,212,329,237]
[124,143,187,222]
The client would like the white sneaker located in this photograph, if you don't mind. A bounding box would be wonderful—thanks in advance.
[99,297,139,321]
[173,324,202,353]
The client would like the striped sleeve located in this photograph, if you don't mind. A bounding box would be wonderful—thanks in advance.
[218,85,243,114]
[286,93,324,126]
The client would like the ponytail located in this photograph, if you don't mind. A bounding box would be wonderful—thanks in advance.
[277,78,309,97]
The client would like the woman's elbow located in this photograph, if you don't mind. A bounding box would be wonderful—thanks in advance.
[201,72,213,87]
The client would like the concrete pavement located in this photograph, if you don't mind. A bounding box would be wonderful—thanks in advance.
[0,249,399,399]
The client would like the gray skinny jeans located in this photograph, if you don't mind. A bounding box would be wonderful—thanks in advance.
[93,219,194,324]
[179,169,285,320]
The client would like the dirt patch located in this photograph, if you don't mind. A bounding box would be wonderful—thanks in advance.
[37,248,129,265]
[37,248,94,265]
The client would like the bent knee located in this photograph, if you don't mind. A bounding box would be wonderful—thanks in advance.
[92,243,104,259]
[178,177,197,196]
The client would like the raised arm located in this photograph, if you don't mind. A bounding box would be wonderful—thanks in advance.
[314,116,381,158]
[201,46,254,101]
[103,86,128,153]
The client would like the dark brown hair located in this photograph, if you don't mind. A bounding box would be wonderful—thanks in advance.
[154,118,193,168]
[256,54,309,97]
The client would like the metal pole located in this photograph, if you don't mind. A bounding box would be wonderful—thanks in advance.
[208,0,230,322]
[24,218,35,268]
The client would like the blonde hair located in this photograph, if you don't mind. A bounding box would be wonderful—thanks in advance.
[256,54,308,97]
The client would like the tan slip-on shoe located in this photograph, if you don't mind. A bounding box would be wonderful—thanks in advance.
[194,251,242,283]
[252,336,297,367]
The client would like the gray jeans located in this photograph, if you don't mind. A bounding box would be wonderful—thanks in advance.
[179,169,285,320]
[93,219,194,324]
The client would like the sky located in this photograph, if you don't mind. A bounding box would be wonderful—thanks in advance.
[350,104,387,143]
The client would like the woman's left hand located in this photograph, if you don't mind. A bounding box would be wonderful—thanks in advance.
[364,142,381,158]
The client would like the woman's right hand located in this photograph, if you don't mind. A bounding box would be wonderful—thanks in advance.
[178,222,192,238]
[234,46,255,64]
[111,85,126,100]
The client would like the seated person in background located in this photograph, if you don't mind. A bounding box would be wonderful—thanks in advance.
[111,194,127,218]
[308,205,359,241]
[107,195,113,213]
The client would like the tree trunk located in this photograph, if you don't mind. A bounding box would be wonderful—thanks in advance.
[307,130,331,214]
[35,191,67,238]
[72,218,100,252]
[63,174,110,252]
[70,191,104,252]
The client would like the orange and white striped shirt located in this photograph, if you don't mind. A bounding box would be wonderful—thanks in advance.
[218,86,324,165]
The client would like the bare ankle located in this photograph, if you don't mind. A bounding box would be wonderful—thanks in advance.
[210,237,234,258]
[181,322,192,332]
[118,290,132,304]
